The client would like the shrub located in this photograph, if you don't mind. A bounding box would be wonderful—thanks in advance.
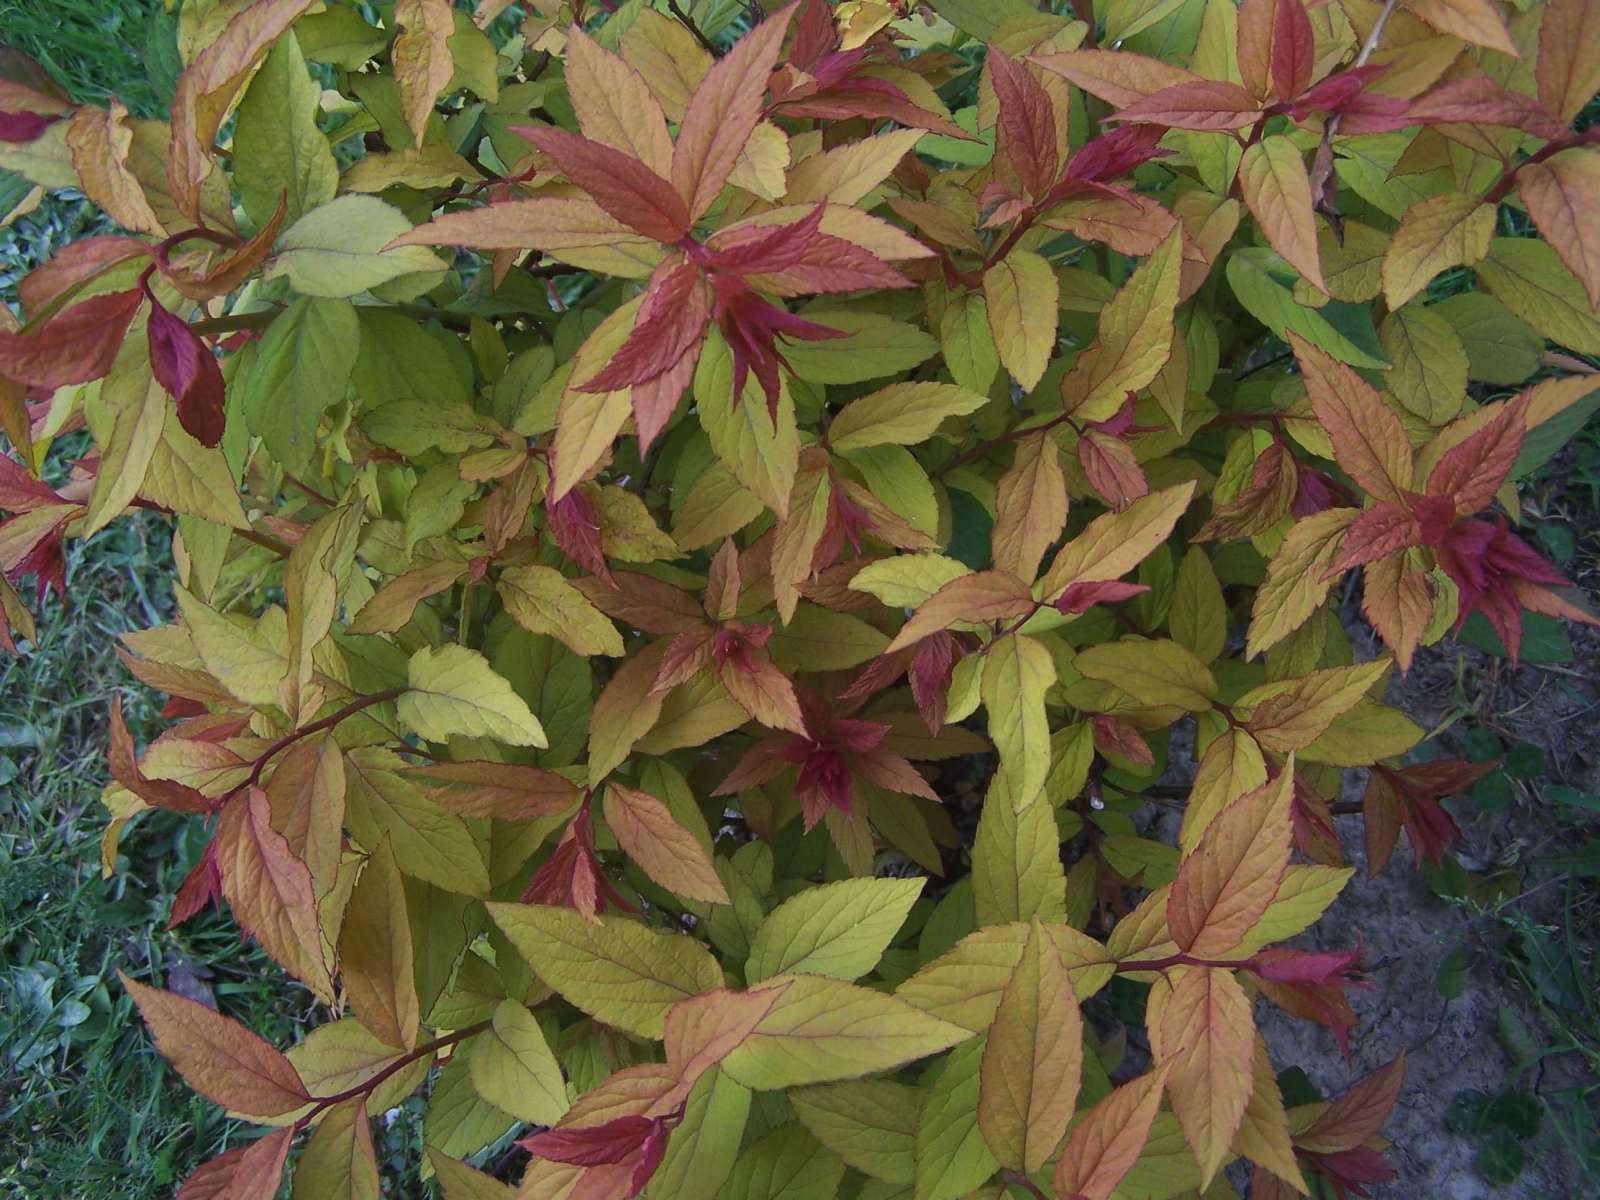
[2,0,1598,1195]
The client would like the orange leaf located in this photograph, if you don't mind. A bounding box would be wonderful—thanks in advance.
[216,787,335,1004]
[175,1127,293,1200]
[1152,966,1256,1187]
[1169,766,1293,957]
[1538,0,1600,122]
[1052,1064,1171,1200]
[1517,149,1600,310]
[662,986,782,1096]
[991,432,1068,582]
[1297,1051,1407,1153]
[883,570,1034,654]
[1239,136,1326,293]
[602,784,730,905]
[1232,1034,1307,1192]
[1039,482,1196,602]
[1290,334,1411,503]
[1405,0,1519,53]
[672,5,795,221]
[64,100,163,236]
[120,973,310,1117]
[1361,552,1435,675]
[976,921,1084,1173]
[566,27,674,178]
[340,836,421,1051]
[393,0,456,145]
[167,0,318,221]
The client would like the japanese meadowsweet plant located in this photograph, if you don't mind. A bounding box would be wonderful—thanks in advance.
[2,0,1599,1195]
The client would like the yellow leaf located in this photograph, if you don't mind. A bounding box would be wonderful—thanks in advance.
[1240,658,1392,752]
[1516,148,1600,310]
[1170,546,1227,663]
[65,99,163,236]
[1169,766,1294,958]
[897,921,1114,1032]
[786,129,924,204]
[486,903,722,1039]
[829,381,990,452]
[1058,229,1182,422]
[1232,1035,1307,1192]
[720,973,969,1089]
[1405,0,1518,54]
[1150,965,1255,1187]
[468,1000,569,1125]
[565,26,673,176]
[427,1150,516,1200]
[499,564,624,657]
[1039,482,1196,601]
[393,0,455,145]
[1381,192,1495,311]
[1476,236,1600,355]
[1241,864,1355,952]
[982,634,1057,810]
[746,876,924,983]
[727,120,791,201]
[1245,507,1357,657]
[1538,0,1600,122]
[883,569,1033,654]
[1075,638,1217,711]
[977,921,1084,1172]
[294,1098,379,1200]
[983,249,1058,390]
[603,783,730,905]
[1180,728,1268,851]
[972,773,1068,925]
[400,644,547,747]
[1239,137,1325,293]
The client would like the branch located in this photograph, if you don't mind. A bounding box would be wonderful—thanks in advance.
[296,1018,493,1126]
[665,0,719,58]
[219,687,407,806]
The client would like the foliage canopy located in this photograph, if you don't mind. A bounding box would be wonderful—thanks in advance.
[2,0,1598,1195]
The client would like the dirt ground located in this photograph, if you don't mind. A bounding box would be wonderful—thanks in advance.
[1252,615,1600,1199]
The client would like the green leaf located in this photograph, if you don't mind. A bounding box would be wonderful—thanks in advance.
[344,749,490,897]
[1226,248,1387,368]
[400,644,548,747]
[971,774,1067,925]
[650,1068,752,1200]
[485,904,722,1039]
[746,877,925,983]
[695,328,800,516]
[1511,384,1600,480]
[233,31,337,229]
[829,382,990,453]
[238,296,359,476]
[939,292,1000,395]
[266,195,447,297]
[981,635,1057,811]
[781,312,938,383]
[467,1000,568,1125]
[791,1080,923,1184]
[720,975,969,1090]
[915,1037,998,1200]
[723,1124,846,1200]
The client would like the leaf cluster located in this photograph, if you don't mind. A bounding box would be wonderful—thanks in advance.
[2,0,1599,1196]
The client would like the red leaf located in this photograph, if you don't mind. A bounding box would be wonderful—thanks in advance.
[1270,0,1315,101]
[176,1128,293,1200]
[1078,429,1150,510]
[1404,78,1571,140]
[519,125,692,243]
[1114,80,1263,130]
[520,1115,656,1166]
[0,109,55,142]
[0,288,144,388]
[147,297,226,447]
[0,452,63,513]
[1424,395,1528,515]
[990,50,1059,201]
[17,235,151,315]
[1326,502,1422,575]
[1054,579,1151,615]
[579,262,711,393]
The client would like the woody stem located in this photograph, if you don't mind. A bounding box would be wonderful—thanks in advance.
[294,1018,493,1127]
[664,0,719,57]
[1115,951,1261,974]
[219,687,407,806]
[1002,1169,1052,1200]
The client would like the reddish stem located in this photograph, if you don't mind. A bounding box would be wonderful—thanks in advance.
[293,1018,493,1128]
[217,687,407,808]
